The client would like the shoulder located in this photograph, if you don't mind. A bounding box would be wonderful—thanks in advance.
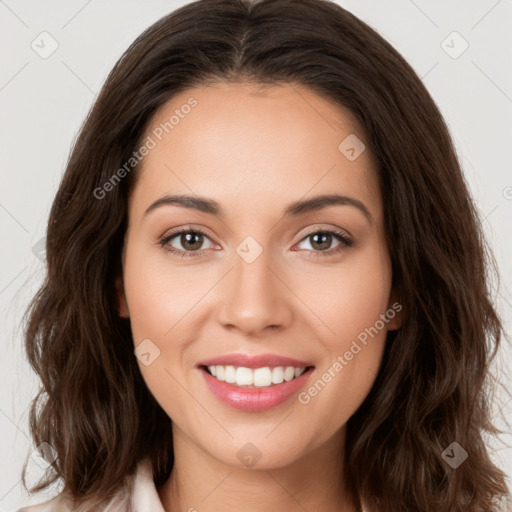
[16,493,74,512]
[17,458,163,512]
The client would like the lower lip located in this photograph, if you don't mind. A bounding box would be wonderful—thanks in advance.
[199,367,314,412]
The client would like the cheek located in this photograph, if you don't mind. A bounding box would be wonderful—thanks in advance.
[122,241,201,343]
[297,246,392,347]
[122,243,200,418]
[296,247,391,411]
[121,241,213,406]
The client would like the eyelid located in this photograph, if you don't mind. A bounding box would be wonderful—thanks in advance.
[292,226,353,256]
[159,225,219,249]
[160,224,214,241]
[297,224,352,241]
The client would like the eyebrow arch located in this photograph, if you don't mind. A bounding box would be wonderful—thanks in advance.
[144,193,373,224]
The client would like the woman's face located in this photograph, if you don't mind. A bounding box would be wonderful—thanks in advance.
[117,82,401,469]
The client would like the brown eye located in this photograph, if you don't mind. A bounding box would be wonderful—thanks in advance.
[178,232,204,251]
[307,232,335,251]
[295,229,353,258]
[160,228,216,257]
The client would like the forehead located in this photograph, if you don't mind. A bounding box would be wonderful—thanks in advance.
[131,82,382,224]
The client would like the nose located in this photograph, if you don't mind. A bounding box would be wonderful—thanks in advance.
[216,249,293,337]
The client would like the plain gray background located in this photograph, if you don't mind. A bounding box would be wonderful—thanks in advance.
[1,0,511,510]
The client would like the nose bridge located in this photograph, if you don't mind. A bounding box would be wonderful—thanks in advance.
[234,243,273,295]
[217,239,292,334]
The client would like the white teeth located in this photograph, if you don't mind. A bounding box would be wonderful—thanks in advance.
[224,365,236,383]
[253,367,272,387]
[215,365,225,381]
[236,367,253,386]
[271,366,284,384]
[283,366,295,381]
[206,365,308,387]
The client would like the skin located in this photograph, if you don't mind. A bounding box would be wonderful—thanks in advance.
[116,82,401,512]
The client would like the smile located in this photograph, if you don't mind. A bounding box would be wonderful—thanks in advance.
[204,365,308,387]
[197,353,315,412]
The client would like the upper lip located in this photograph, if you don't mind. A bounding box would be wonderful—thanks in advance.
[197,353,314,369]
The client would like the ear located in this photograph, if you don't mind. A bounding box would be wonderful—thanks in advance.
[385,288,403,331]
[115,275,130,318]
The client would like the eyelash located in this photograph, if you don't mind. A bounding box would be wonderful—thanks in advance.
[158,226,353,259]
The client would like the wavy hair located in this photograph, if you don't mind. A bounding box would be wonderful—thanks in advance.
[22,0,510,510]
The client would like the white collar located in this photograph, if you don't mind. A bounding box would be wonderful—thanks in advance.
[129,458,166,512]
[18,459,165,512]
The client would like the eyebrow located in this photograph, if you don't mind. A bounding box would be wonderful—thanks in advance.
[144,193,373,224]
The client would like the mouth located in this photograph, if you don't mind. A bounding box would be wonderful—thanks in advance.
[196,353,315,412]
[200,364,315,388]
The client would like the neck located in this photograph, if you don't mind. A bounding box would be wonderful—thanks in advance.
[158,425,360,512]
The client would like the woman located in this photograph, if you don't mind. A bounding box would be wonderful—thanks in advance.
[19,0,511,510]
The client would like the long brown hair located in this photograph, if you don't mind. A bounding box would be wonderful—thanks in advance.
[22,0,510,510]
